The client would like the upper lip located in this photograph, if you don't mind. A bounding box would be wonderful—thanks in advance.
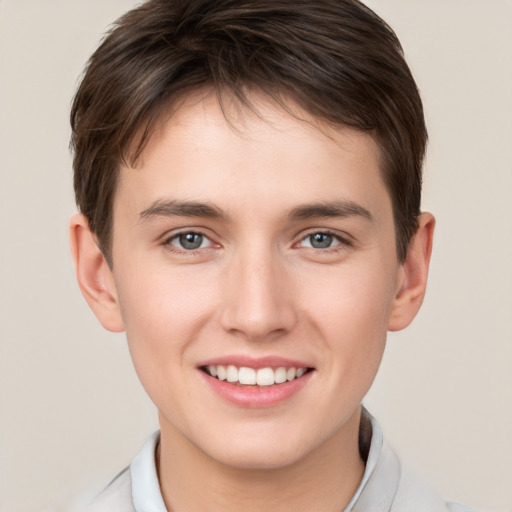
[197,355,313,370]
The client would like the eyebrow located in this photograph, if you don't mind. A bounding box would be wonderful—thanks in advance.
[286,200,372,222]
[139,199,226,222]
[138,198,372,223]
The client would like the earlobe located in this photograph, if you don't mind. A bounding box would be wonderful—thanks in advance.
[388,213,435,332]
[69,214,125,333]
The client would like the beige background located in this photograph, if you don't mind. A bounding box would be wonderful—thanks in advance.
[0,1,511,511]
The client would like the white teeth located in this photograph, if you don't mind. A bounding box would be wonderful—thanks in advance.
[286,367,297,381]
[274,367,287,384]
[238,367,256,385]
[226,365,238,383]
[217,365,227,381]
[206,364,308,386]
[256,367,275,386]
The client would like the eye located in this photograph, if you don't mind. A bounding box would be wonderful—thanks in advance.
[168,232,212,251]
[299,232,341,249]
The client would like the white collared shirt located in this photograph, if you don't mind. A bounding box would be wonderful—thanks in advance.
[80,409,478,512]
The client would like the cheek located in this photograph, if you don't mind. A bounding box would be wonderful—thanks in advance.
[301,262,396,370]
[114,264,219,391]
[118,258,217,331]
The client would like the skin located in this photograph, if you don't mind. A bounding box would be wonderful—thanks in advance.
[70,92,434,512]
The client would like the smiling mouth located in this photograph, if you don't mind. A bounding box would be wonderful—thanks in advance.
[201,365,314,386]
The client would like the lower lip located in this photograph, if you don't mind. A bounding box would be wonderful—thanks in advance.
[199,370,314,408]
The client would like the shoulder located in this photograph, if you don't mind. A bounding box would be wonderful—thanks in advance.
[66,430,161,512]
[354,410,481,512]
[445,502,482,512]
[73,467,135,512]
[393,462,480,512]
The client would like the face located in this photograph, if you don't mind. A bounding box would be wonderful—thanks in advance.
[109,93,404,469]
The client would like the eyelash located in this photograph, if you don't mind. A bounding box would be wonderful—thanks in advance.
[162,229,352,255]
[296,230,352,252]
[163,231,216,255]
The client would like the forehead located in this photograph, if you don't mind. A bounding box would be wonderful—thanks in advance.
[115,92,390,222]
[131,89,382,162]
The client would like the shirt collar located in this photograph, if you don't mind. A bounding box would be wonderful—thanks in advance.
[130,430,167,512]
[130,408,400,512]
[346,407,401,512]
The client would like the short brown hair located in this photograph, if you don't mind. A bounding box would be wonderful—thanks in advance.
[71,0,427,264]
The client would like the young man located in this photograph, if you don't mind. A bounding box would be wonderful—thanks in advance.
[69,1,474,510]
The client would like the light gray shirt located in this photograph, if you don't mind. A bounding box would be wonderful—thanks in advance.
[80,409,477,512]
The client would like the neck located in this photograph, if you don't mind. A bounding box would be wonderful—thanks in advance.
[157,409,365,512]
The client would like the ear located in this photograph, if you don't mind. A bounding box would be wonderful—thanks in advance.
[69,213,125,332]
[388,212,435,332]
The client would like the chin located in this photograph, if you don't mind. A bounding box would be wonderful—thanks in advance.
[213,447,303,471]
[201,428,314,471]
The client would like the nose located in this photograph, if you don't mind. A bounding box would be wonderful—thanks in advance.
[219,242,298,341]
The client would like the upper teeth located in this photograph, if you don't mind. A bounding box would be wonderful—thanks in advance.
[207,365,307,386]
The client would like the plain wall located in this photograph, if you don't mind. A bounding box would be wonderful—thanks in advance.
[0,1,511,511]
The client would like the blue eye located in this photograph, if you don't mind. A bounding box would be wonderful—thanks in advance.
[170,232,211,250]
[301,232,341,249]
